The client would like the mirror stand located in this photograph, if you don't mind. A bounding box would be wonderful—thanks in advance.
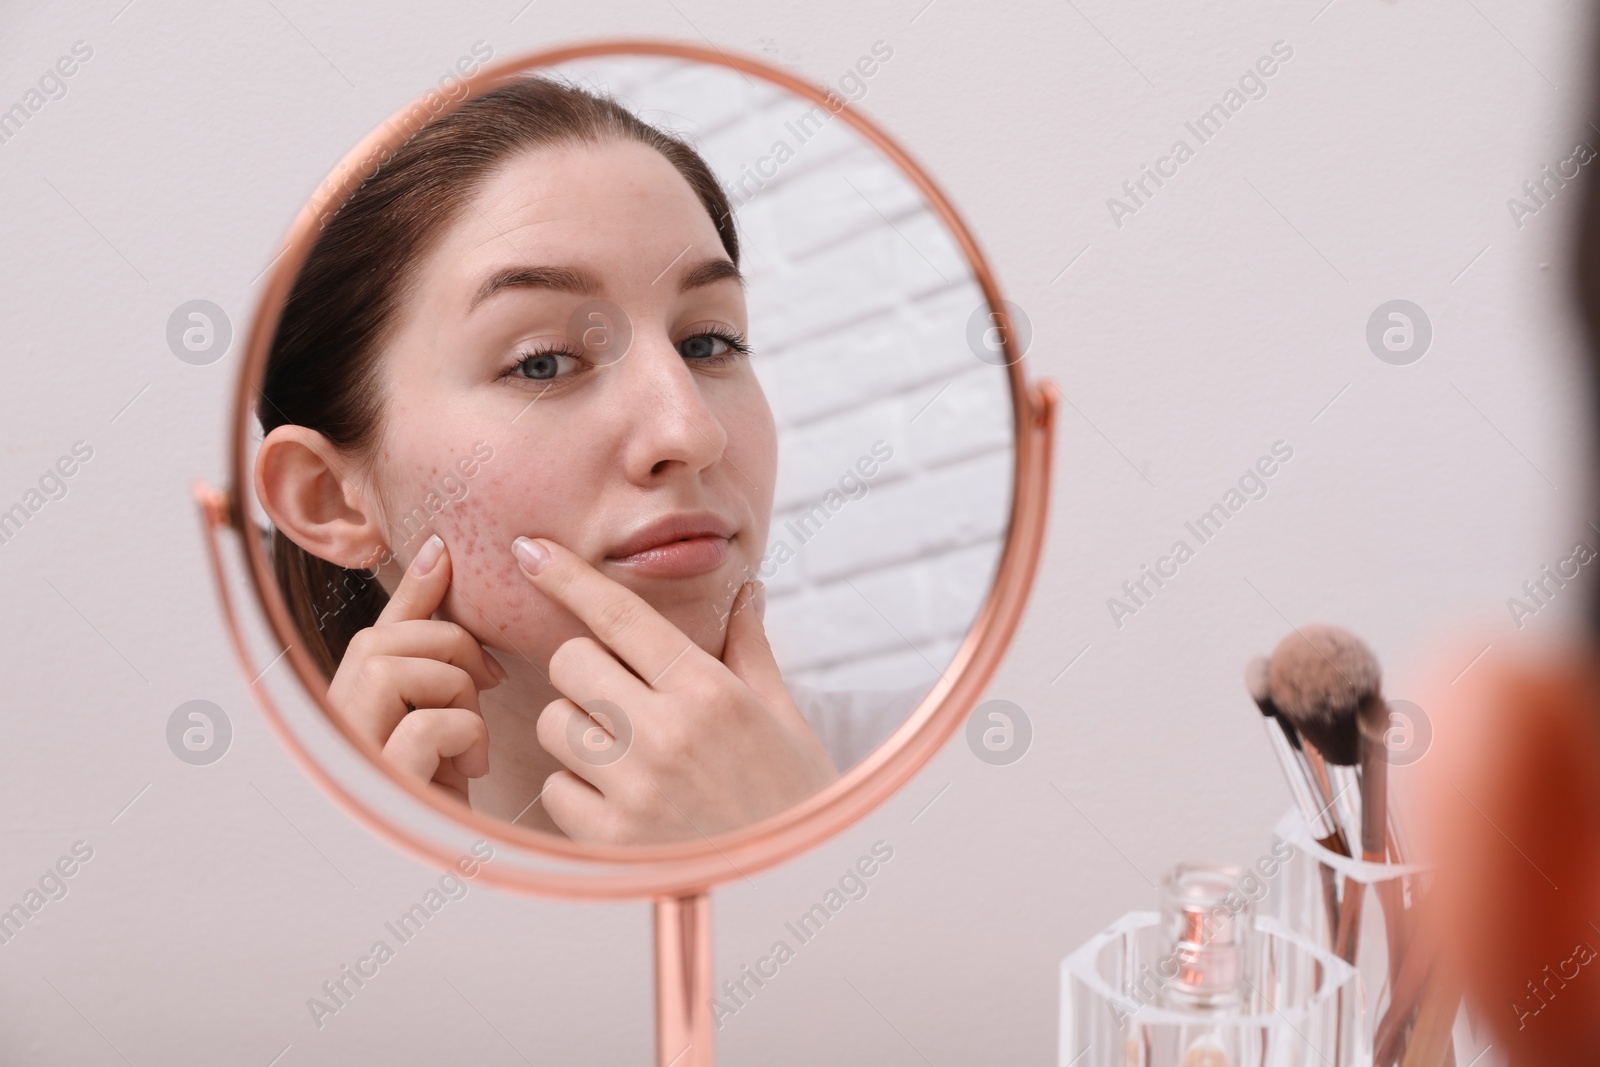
[656,891,716,1066]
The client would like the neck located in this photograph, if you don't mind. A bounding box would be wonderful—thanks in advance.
[469,662,567,836]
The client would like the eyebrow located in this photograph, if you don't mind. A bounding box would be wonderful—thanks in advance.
[468,257,743,312]
[469,264,598,311]
[676,258,744,291]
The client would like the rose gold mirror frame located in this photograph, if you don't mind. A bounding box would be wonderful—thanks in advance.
[193,39,1056,1065]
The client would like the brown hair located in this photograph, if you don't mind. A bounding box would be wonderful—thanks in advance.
[1575,64,1600,633]
[259,74,740,677]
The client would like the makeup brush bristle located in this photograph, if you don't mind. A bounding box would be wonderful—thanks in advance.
[1267,625,1380,766]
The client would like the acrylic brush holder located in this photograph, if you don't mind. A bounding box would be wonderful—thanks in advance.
[1265,808,1483,1067]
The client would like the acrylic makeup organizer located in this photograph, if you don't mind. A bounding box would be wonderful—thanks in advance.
[1265,808,1488,1067]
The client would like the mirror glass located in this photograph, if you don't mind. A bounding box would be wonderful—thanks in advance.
[244,51,1016,847]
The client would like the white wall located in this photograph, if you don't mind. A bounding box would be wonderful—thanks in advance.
[0,1,1593,1064]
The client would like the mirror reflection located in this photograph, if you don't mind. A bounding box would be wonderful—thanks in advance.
[247,54,1014,845]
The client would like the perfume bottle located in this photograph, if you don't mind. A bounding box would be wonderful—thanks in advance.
[1059,861,1356,1067]
[1158,863,1254,1067]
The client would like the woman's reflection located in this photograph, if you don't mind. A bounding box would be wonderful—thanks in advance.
[252,77,865,843]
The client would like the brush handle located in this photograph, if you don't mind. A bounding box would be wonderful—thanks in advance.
[1297,741,1365,963]
[1326,763,1365,858]
[1374,929,1433,1066]
[1299,747,1355,858]
[1263,717,1339,839]
[1260,715,1348,942]
[1312,836,1344,945]
[1361,698,1414,1055]
[1333,875,1363,965]
[1399,969,1461,1067]
[1360,703,1389,859]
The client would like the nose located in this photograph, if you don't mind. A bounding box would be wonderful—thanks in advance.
[616,337,728,484]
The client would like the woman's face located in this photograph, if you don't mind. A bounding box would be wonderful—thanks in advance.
[362,138,777,666]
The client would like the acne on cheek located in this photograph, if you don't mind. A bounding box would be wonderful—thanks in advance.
[417,466,571,658]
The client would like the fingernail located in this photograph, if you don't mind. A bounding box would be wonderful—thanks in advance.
[412,534,445,575]
[513,536,549,576]
[752,580,766,620]
[485,652,508,682]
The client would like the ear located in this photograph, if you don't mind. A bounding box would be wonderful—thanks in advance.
[254,425,388,570]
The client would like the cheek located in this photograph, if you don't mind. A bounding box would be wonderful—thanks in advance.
[426,458,587,656]
[718,388,777,523]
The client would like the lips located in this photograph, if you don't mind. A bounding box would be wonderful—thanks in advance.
[605,511,736,579]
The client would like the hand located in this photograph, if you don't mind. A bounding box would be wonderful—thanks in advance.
[514,536,840,844]
[326,535,503,804]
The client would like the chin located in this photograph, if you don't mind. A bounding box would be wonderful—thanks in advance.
[623,568,744,657]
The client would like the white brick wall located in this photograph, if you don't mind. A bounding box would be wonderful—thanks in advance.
[553,56,1014,692]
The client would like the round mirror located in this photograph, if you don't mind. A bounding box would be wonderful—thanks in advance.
[201,40,1054,898]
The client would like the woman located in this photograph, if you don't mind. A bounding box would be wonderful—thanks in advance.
[253,76,904,845]
[1408,32,1600,1063]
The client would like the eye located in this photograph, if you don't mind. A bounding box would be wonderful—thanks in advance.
[502,344,584,384]
[677,327,751,365]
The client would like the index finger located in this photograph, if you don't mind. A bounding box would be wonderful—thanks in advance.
[512,536,698,688]
[375,534,452,626]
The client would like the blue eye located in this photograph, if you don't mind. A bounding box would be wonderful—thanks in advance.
[678,328,751,363]
[503,329,749,386]
[505,346,582,382]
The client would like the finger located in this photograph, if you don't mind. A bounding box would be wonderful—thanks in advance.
[548,635,650,709]
[539,770,612,841]
[383,706,490,783]
[721,583,833,771]
[720,585,793,716]
[536,696,631,788]
[341,656,479,748]
[347,618,504,692]
[512,537,701,688]
[374,534,452,626]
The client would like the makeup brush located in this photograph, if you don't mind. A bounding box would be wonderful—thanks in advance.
[1268,626,1403,971]
[1247,657,1348,849]
[1246,656,1346,940]
[1266,626,1373,769]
